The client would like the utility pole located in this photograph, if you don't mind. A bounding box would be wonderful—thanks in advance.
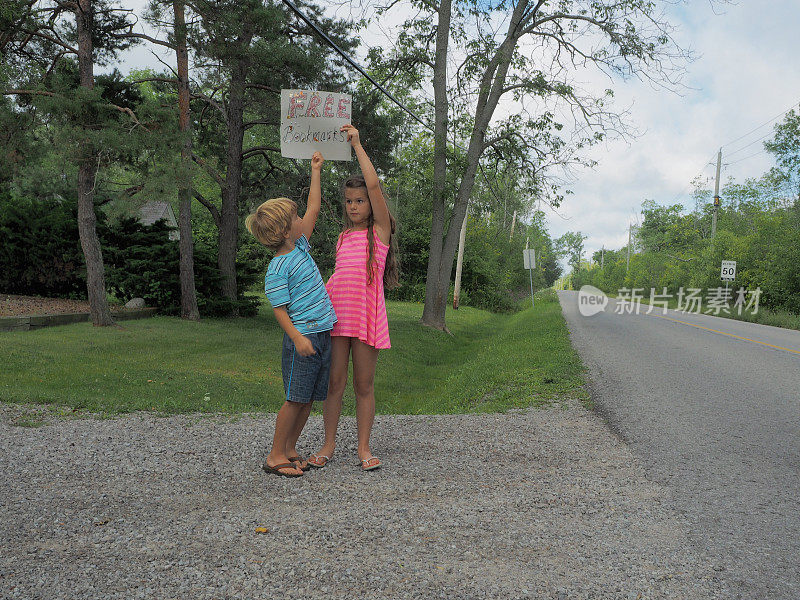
[601,245,604,269]
[711,148,722,240]
[626,223,631,272]
[452,208,468,309]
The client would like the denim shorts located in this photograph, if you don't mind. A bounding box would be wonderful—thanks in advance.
[281,331,331,403]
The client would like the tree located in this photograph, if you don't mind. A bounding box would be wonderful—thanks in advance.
[764,106,800,203]
[539,241,562,287]
[369,0,694,329]
[178,0,355,314]
[3,0,142,325]
[173,0,200,320]
[638,199,703,259]
[556,231,587,272]
[75,0,112,325]
[125,0,203,320]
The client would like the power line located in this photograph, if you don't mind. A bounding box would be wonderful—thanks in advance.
[720,101,798,150]
[724,128,776,159]
[282,0,541,219]
[669,100,800,195]
[669,100,798,203]
[280,0,431,132]
[726,148,768,167]
[669,151,718,205]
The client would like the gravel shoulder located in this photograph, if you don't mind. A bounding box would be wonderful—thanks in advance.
[1,402,723,599]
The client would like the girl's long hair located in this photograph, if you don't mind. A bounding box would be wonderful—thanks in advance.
[341,175,400,289]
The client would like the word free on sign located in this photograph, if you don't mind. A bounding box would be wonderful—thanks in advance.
[280,89,352,161]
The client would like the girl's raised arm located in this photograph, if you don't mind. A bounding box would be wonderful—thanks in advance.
[342,124,391,245]
[301,151,324,240]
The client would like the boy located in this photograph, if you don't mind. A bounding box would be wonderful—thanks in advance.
[245,151,335,477]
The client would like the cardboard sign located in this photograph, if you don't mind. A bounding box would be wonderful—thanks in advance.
[280,89,352,161]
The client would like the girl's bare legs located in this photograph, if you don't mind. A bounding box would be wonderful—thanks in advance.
[314,336,351,460]
[351,338,379,462]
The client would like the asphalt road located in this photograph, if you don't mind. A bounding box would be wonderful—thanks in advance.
[558,289,800,600]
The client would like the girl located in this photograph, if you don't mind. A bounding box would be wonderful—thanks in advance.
[308,124,398,471]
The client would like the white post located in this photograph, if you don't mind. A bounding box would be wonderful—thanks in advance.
[453,208,468,309]
[509,209,517,241]
[524,242,535,308]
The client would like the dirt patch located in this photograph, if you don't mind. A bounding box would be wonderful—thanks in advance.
[0,294,122,317]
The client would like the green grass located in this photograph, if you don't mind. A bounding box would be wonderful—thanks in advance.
[0,290,586,416]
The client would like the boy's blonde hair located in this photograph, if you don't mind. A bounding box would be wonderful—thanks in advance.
[245,198,297,250]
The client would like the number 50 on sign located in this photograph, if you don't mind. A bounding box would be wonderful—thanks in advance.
[721,260,736,281]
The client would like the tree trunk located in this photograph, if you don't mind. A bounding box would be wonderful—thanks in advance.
[422,0,526,329]
[217,31,252,315]
[421,0,452,330]
[76,0,114,326]
[431,147,481,323]
[174,0,200,321]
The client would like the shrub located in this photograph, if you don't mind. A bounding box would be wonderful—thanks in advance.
[103,217,259,317]
[0,194,259,316]
[0,192,86,297]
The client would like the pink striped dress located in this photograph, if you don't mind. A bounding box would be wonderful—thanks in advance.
[326,229,391,349]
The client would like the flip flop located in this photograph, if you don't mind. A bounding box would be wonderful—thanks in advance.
[262,462,303,477]
[287,455,310,471]
[307,454,331,469]
[361,456,382,471]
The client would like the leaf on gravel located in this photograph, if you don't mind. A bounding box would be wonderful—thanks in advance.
[254,527,269,534]
[94,519,110,526]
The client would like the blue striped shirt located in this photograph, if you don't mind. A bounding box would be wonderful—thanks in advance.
[264,235,336,335]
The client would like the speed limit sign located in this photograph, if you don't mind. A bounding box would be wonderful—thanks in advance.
[721,260,736,281]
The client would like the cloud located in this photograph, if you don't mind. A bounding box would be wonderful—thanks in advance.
[111,0,799,267]
[546,0,800,261]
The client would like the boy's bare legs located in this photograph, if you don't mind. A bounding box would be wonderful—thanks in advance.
[313,336,351,461]
[351,338,379,462]
[265,401,304,475]
[285,402,313,464]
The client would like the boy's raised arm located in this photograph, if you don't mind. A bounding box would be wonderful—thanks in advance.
[300,151,324,240]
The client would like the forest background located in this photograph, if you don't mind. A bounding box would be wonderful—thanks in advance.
[1,0,564,321]
[1,0,798,326]
[559,108,800,322]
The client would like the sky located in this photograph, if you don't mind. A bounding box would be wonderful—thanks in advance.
[541,0,800,259]
[118,0,800,263]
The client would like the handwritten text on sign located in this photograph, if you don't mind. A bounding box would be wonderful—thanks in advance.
[280,89,352,161]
